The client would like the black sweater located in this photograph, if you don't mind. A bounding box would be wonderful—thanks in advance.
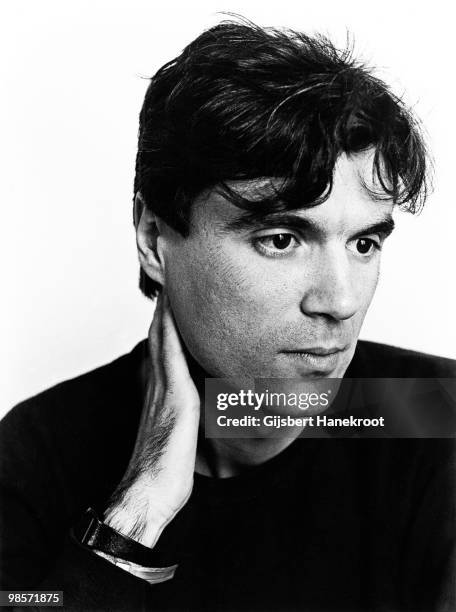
[1,340,455,611]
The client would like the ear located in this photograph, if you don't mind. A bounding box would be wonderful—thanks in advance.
[134,192,165,288]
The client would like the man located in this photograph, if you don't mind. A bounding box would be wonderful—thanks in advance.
[1,19,455,612]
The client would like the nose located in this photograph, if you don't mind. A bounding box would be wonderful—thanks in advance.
[300,247,359,321]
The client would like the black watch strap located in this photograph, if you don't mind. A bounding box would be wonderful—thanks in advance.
[71,507,174,567]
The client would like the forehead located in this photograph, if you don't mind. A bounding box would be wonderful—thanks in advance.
[190,151,394,236]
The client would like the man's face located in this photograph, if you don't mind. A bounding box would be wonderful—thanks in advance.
[156,150,394,379]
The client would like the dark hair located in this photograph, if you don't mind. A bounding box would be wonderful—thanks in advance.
[134,19,429,297]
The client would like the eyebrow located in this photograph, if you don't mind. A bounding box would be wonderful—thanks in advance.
[223,211,395,239]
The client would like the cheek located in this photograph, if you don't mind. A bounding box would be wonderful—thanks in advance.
[164,241,286,374]
[349,261,380,331]
[360,262,380,308]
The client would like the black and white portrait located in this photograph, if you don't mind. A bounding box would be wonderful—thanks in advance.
[1,2,455,611]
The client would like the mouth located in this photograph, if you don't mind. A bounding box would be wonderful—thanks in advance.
[291,346,346,356]
[281,346,349,373]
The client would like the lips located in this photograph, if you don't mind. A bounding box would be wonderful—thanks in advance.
[280,345,349,375]
[283,346,348,356]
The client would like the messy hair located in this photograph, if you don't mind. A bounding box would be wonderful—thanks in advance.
[134,19,429,297]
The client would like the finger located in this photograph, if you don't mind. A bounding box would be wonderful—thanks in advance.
[161,291,196,394]
[148,291,165,395]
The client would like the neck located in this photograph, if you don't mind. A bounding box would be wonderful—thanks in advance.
[185,347,303,478]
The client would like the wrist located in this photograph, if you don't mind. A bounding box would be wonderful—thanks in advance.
[103,501,166,549]
[71,507,177,568]
[103,477,192,548]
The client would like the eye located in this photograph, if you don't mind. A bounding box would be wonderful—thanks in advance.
[348,237,380,258]
[254,233,299,257]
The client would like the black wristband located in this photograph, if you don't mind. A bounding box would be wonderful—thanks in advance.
[71,507,175,567]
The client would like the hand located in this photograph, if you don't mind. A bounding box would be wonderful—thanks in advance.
[103,290,200,548]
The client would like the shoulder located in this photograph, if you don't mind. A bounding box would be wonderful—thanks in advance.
[0,340,148,520]
[348,340,456,377]
[0,340,147,483]
[2,340,147,433]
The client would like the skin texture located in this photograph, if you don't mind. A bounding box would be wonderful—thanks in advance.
[147,150,394,381]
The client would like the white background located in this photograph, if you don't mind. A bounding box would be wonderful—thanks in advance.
[1,0,455,419]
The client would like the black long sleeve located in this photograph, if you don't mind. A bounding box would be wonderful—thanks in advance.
[2,341,455,611]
